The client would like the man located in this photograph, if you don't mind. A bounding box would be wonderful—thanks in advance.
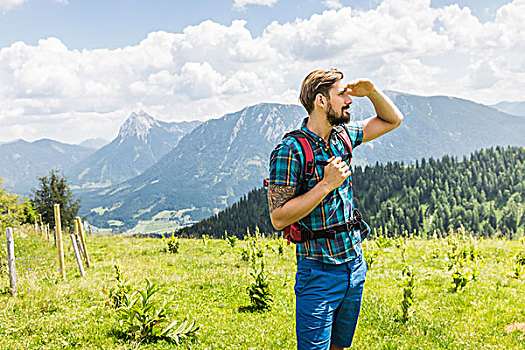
[268,69,403,349]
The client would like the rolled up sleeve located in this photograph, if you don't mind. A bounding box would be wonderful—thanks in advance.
[269,141,302,187]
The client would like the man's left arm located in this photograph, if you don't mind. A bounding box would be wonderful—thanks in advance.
[345,80,403,143]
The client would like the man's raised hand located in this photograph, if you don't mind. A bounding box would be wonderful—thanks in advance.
[344,79,376,98]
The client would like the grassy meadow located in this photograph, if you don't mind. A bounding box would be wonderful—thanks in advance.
[1,227,524,349]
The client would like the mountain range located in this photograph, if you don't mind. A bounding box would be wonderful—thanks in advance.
[0,139,93,193]
[66,111,201,188]
[78,138,109,150]
[80,92,525,229]
[491,101,525,117]
[0,112,201,194]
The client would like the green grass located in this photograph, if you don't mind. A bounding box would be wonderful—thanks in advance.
[1,228,524,349]
[127,220,180,235]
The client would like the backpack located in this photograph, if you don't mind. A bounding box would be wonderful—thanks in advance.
[265,125,365,244]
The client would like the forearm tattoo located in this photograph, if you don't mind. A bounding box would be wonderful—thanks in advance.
[268,184,295,213]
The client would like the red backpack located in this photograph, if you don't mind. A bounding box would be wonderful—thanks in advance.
[265,126,363,244]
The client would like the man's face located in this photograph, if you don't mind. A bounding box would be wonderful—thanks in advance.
[324,79,353,126]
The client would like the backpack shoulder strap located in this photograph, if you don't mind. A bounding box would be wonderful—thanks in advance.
[283,130,315,178]
[333,125,353,165]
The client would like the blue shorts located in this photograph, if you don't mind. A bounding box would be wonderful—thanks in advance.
[295,254,367,349]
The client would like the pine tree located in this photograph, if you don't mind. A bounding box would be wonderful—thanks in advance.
[32,169,81,230]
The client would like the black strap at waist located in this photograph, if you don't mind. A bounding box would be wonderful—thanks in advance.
[302,210,363,241]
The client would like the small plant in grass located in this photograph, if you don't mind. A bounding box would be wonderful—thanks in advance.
[246,256,273,312]
[164,231,180,254]
[240,234,264,262]
[201,234,208,247]
[375,235,393,249]
[108,261,132,309]
[514,263,523,279]
[240,247,250,261]
[364,247,379,269]
[116,279,199,345]
[239,236,272,312]
[397,247,415,323]
[513,250,525,279]
[276,239,285,256]
[398,264,415,323]
[225,231,237,248]
[515,250,525,265]
[450,269,470,292]
[446,232,481,293]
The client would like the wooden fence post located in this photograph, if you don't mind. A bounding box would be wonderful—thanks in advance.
[69,234,85,278]
[46,223,50,241]
[39,214,44,236]
[5,227,17,297]
[54,204,66,281]
[74,220,85,261]
[76,217,91,267]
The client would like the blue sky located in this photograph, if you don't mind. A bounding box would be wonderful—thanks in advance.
[1,0,512,49]
[0,0,523,143]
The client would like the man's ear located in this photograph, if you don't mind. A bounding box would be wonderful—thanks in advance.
[315,93,325,108]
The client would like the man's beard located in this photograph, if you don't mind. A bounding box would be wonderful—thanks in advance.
[326,100,351,126]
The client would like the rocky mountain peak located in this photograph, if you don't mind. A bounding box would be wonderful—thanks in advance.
[118,111,159,141]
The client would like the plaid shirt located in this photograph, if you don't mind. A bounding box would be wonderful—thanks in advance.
[269,118,370,264]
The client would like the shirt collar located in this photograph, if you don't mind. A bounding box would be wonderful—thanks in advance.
[300,117,335,145]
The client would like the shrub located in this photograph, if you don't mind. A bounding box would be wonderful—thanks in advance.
[225,231,237,248]
[364,247,379,269]
[108,261,132,309]
[246,257,273,312]
[116,279,199,345]
[240,235,272,312]
[399,264,415,323]
[446,233,481,292]
[513,250,525,279]
[165,233,180,254]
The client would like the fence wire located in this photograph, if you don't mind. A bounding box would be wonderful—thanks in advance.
[13,238,51,242]
[15,253,57,261]
[4,225,86,289]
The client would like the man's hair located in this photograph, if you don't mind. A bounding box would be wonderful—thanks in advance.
[299,69,343,114]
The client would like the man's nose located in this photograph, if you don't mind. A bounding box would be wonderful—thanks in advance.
[345,95,353,104]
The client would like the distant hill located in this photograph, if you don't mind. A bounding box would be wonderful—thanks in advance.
[354,93,525,164]
[0,139,93,194]
[177,146,525,239]
[67,111,201,188]
[78,138,109,150]
[81,92,525,229]
[491,101,525,117]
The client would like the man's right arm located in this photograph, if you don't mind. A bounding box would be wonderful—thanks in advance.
[268,157,350,230]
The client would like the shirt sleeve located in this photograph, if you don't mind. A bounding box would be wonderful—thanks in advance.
[268,140,302,187]
[343,121,364,149]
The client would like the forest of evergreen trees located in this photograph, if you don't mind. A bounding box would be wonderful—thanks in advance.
[177,146,525,239]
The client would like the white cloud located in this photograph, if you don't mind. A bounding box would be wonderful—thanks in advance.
[466,60,499,89]
[233,0,278,10]
[324,0,343,10]
[0,0,28,12]
[0,0,66,12]
[0,0,523,143]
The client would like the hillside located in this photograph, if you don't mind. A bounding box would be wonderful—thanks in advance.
[0,139,93,194]
[82,93,525,229]
[67,111,201,188]
[177,146,525,239]
[492,101,525,117]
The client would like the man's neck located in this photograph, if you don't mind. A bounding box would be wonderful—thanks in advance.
[306,112,332,142]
